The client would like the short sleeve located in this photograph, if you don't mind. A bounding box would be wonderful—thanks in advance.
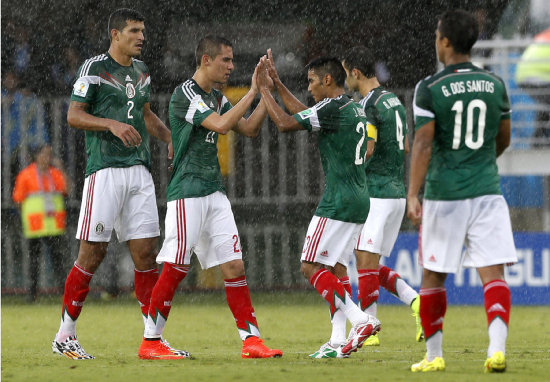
[413,79,435,130]
[293,99,337,132]
[70,61,100,103]
[293,107,317,131]
[170,85,214,126]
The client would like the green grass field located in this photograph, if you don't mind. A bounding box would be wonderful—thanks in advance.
[2,292,549,382]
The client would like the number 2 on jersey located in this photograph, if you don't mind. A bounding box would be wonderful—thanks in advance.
[355,122,367,165]
[451,99,486,150]
[127,100,134,119]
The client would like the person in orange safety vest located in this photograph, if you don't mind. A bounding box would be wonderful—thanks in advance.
[12,144,69,302]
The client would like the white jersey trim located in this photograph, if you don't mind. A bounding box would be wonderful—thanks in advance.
[78,54,107,78]
[413,80,435,119]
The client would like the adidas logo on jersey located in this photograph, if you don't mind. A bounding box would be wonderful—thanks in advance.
[428,255,437,262]
[125,75,132,82]
[209,102,214,108]
[367,238,373,245]
[488,303,506,313]
[320,250,328,257]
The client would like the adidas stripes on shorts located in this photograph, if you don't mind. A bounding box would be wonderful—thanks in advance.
[300,216,362,267]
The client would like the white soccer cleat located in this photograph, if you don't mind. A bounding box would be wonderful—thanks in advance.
[52,335,95,360]
[309,341,348,358]
[341,316,381,356]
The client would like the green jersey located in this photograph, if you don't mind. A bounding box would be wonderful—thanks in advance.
[294,95,374,223]
[361,87,407,198]
[167,79,232,201]
[71,53,152,176]
[414,62,511,200]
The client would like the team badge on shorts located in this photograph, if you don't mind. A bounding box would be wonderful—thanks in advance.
[95,222,105,234]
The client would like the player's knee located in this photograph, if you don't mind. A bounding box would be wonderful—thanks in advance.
[220,259,245,279]
[300,262,321,280]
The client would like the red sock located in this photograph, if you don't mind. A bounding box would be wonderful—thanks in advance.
[419,287,446,340]
[339,276,352,296]
[134,268,159,317]
[357,269,379,311]
[378,265,400,296]
[62,263,93,320]
[224,276,259,336]
[148,262,188,323]
[483,280,511,326]
[310,269,347,316]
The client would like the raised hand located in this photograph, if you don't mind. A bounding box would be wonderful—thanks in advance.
[266,49,280,82]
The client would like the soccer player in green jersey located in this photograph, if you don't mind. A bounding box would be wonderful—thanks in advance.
[407,9,517,373]
[51,9,178,360]
[340,46,423,346]
[138,36,282,360]
[257,52,380,358]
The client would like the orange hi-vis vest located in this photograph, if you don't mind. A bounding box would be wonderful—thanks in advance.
[12,163,67,238]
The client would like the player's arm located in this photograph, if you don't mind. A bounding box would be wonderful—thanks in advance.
[143,102,173,159]
[406,121,434,226]
[266,49,308,114]
[201,88,258,135]
[257,60,303,132]
[67,101,142,147]
[232,99,268,138]
[495,118,511,157]
[404,134,410,155]
[232,63,271,138]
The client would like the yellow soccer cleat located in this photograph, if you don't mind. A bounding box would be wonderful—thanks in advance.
[411,296,424,342]
[411,356,445,372]
[364,333,380,346]
[484,351,506,373]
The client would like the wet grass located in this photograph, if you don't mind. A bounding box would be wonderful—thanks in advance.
[2,292,549,381]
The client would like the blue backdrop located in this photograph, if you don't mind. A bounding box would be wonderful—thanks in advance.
[350,232,550,305]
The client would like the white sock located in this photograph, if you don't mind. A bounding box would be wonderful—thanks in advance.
[330,309,347,346]
[56,313,77,342]
[395,278,419,306]
[336,292,371,326]
[488,319,507,357]
[426,331,443,360]
[364,302,377,318]
[144,314,166,339]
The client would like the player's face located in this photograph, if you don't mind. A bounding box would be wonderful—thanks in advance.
[342,62,358,92]
[210,45,234,85]
[307,69,325,103]
[116,20,145,57]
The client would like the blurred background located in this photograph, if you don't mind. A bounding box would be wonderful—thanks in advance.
[1,0,548,303]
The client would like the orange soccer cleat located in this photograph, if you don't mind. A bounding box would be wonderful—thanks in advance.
[241,336,283,359]
[138,338,191,360]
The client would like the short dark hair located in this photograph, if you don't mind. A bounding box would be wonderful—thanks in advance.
[195,35,233,67]
[341,46,377,78]
[305,57,346,87]
[438,9,479,55]
[108,8,145,39]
